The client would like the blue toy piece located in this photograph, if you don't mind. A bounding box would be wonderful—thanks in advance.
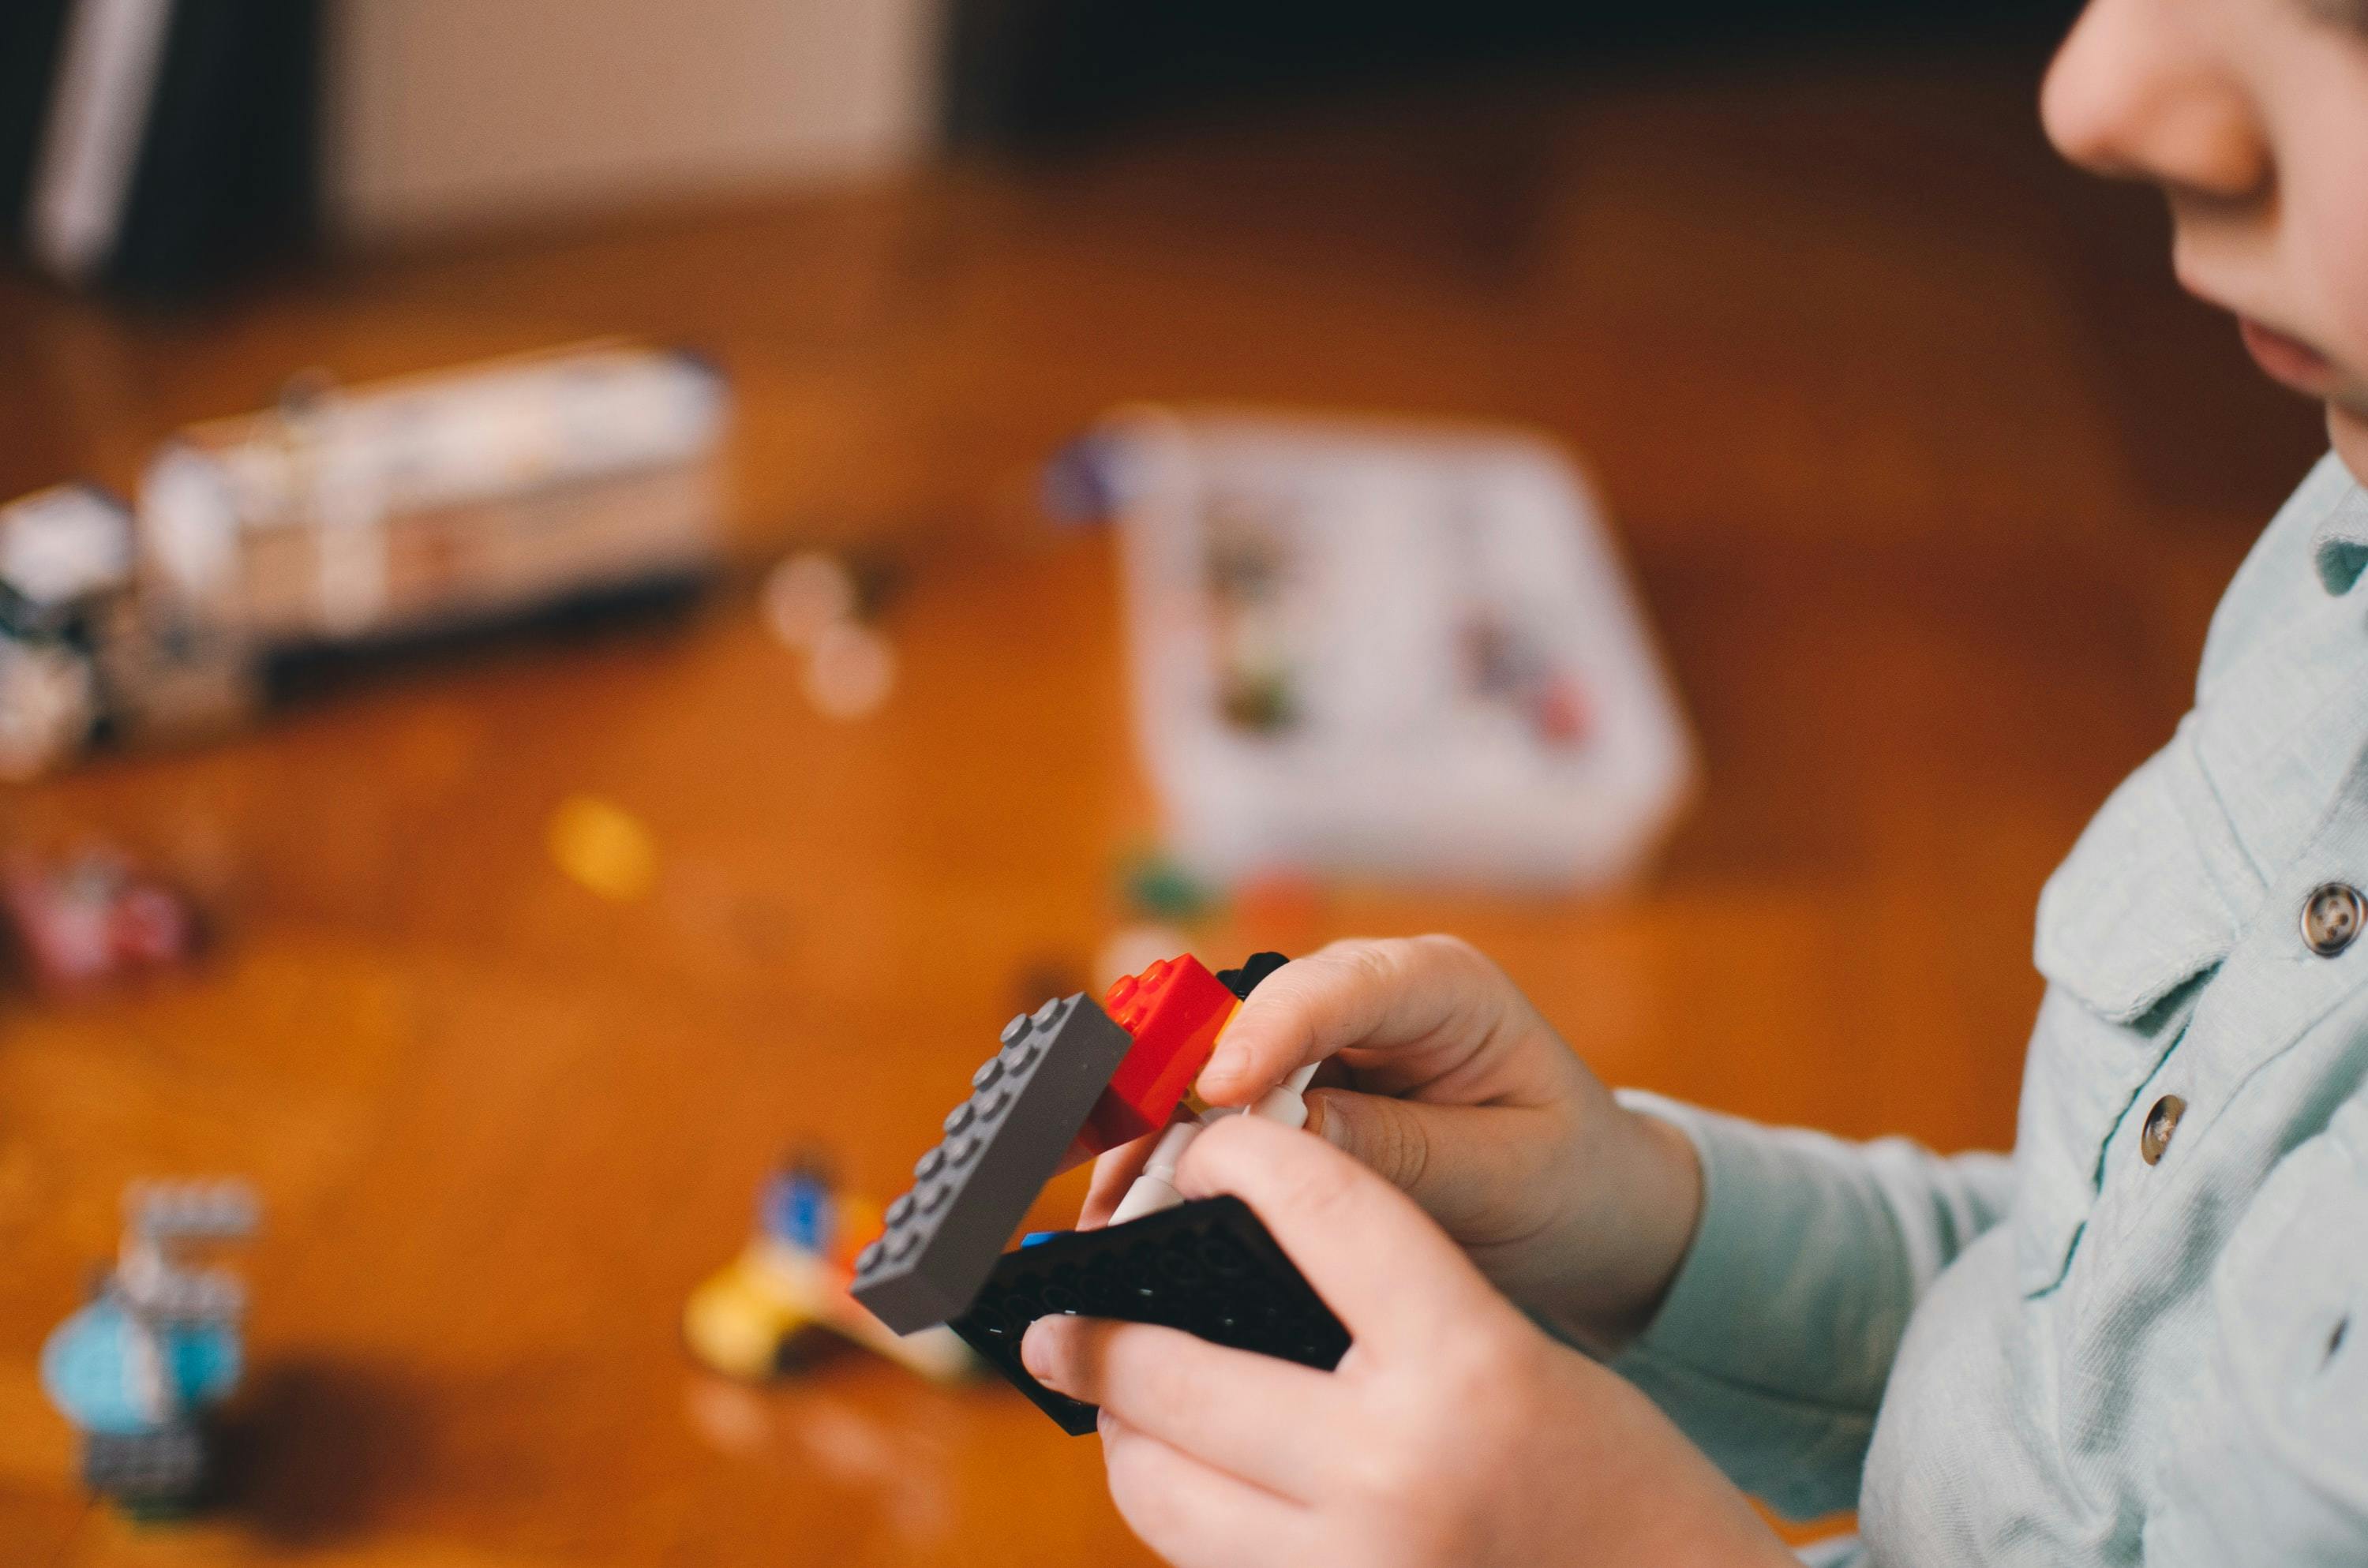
[41,1297,241,1435]
[759,1160,836,1253]
[42,1180,257,1516]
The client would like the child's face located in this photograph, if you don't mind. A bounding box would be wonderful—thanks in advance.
[2044,0,2368,480]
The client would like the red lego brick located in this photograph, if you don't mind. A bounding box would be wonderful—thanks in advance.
[1077,955,1238,1156]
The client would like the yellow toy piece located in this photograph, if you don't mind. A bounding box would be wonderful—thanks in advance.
[685,1212,975,1384]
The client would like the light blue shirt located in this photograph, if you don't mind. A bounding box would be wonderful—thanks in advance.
[1613,453,2368,1564]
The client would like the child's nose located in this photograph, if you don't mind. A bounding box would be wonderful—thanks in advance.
[2040,0,2269,202]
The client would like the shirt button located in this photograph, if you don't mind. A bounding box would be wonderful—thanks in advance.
[2141,1095,2186,1166]
[2303,882,2365,956]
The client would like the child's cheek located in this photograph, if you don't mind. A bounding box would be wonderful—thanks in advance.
[2319,200,2368,387]
[2299,125,2368,391]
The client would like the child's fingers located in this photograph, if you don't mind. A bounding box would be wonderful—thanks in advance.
[1175,1112,1518,1352]
[1303,1091,1561,1236]
[1021,1314,1345,1499]
[1196,935,1523,1107]
[1099,1414,1323,1568]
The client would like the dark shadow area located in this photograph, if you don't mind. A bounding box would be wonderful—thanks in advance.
[257,572,720,711]
[222,1360,427,1547]
[945,0,2086,150]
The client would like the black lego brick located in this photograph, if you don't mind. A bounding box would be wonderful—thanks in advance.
[949,1194,1351,1435]
[852,993,1134,1334]
[1215,951,1289,1000]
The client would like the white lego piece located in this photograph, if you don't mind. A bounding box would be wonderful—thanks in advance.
[1109,1116,1205,1226]
[1250,1063,1320,1130]
[1106,1061,1325,1223]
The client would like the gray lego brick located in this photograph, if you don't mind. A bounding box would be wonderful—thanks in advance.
[852,993,1133,1334]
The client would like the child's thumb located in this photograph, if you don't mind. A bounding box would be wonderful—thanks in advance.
[1305,1088,1438,1197]
[1305,1090,1537,1236]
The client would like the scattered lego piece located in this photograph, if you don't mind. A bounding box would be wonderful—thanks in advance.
[762,548,901,721]
[684,1154,975,1384]
[42,1181,258,1516]
[851,994,1133,1334]
[1079,955,1238,1155]
[1531,673,1592,748]
[548,795,658,901]
[949,1196,1351,1435]
[1118,848,1220,922]
[804,620,897,720]
[759,1156,836,1253]
[762,552,858,650]
[1039,436,1117,530]
[2,850,201,993]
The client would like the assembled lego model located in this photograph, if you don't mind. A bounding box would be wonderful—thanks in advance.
[2,849,200,993]
[0,342,729,773]
[683,1155,974,1383]
[851,952,1348,1431]
[41,1181,258,1516]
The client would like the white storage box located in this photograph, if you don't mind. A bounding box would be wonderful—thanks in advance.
[1092,407,1694,889]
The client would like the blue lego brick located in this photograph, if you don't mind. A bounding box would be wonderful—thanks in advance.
[948,1195,1351,1435]
[852,994,1134,1334]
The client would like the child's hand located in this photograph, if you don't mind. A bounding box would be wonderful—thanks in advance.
[1029,1114,1788,1568]
[1082,936,1700,1351]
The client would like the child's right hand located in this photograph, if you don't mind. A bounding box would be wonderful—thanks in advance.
[1081,936,1703,1353]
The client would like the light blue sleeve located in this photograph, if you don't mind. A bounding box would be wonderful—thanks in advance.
[1606,1091,2014,1521]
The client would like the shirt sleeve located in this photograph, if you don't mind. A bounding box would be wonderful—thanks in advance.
[1605,1091,2014,1521]
[2144,1095,2368,1566]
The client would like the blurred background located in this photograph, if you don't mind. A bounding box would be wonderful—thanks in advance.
[0,1,2332,1563]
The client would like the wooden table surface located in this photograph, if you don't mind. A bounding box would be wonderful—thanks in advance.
[0,49,2329,1567]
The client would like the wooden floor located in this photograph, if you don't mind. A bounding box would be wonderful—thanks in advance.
[0,46,2330,1567]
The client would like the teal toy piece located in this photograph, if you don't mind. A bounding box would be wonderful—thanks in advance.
[42,1297,242,1435]
[41,1179,257,1515]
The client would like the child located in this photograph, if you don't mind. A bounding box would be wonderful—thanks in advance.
[1021,0,2368,1561]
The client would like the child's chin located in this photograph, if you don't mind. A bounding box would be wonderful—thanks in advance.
[2331,404,2368,490]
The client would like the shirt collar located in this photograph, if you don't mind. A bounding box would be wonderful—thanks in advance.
[2311,466,2368,593]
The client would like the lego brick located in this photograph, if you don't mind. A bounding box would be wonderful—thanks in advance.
[949,1195,1351,1435]
[1215,951,1290,1000]
[852,994,1133,1334]
[1079,955,1239,1155]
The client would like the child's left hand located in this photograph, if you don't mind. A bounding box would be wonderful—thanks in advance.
[1021,1113,1791,1568]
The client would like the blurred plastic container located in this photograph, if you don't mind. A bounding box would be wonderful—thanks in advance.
[1088,407,1693,889]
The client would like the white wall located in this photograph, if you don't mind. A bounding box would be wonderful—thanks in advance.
[328,0,941,243]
